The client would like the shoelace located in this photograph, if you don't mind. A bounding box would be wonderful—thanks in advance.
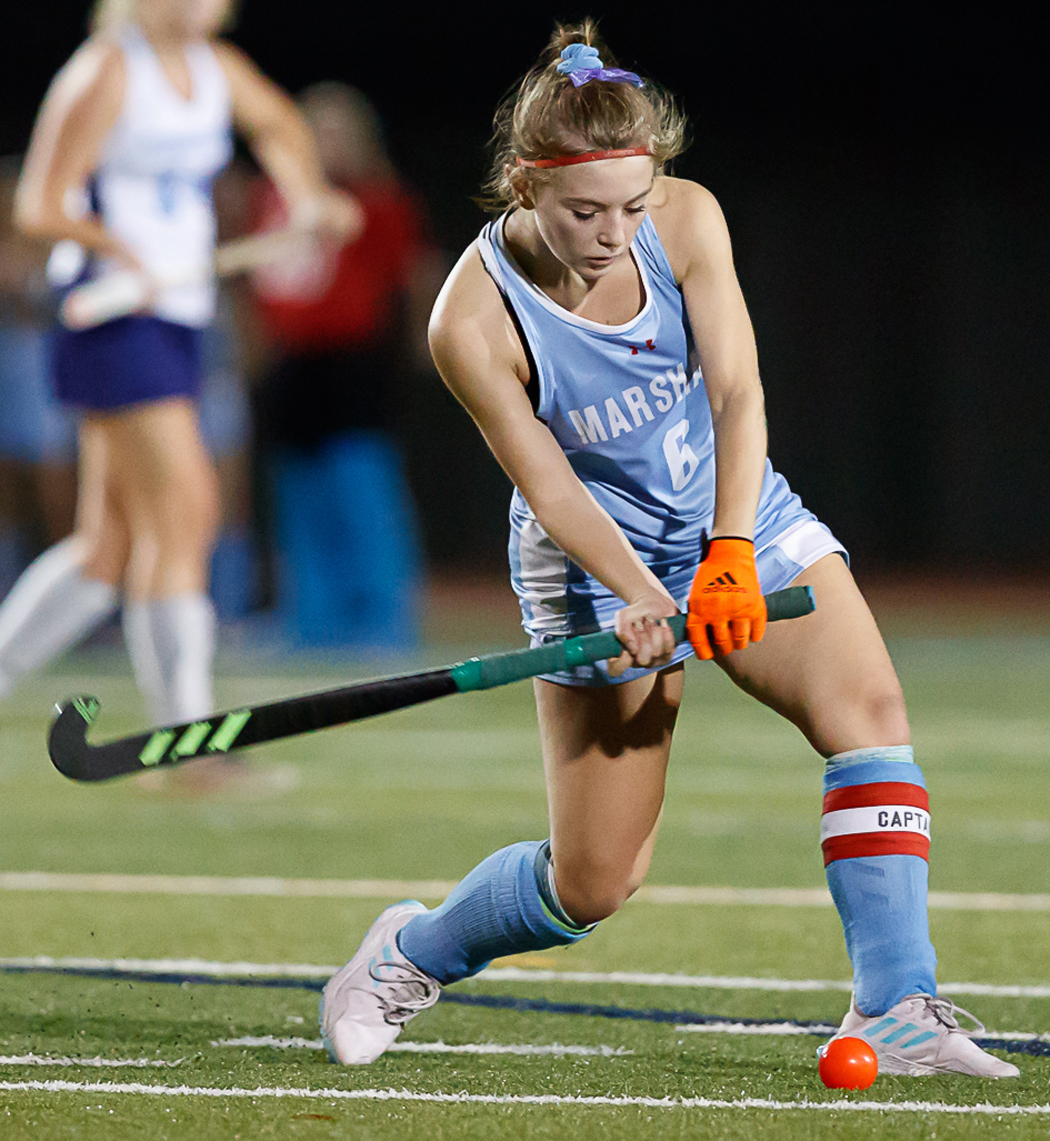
[922,995,987,1037]
[367,959,440,1027]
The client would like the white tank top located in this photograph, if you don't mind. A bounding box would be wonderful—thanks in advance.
[50,25,232,327]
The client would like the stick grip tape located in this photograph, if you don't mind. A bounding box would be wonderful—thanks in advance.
[450,585,815,693]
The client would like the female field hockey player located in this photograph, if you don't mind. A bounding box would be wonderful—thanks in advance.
[0,0,356,723]
[320,23,1017,1078]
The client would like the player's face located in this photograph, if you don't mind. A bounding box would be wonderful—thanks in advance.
[529,157,656,280]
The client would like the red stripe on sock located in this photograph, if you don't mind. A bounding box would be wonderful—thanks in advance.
[822,831,930,865]
[822,781,929,815]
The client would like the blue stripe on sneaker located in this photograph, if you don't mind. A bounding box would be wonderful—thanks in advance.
[880,1021,919,1044]
[901,1031,938,1049]
[862,1017,898,1038]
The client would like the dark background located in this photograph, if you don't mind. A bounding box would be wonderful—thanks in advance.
[4,2,1048,574]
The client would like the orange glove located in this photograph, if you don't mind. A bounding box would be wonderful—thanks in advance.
[686,535,767,660]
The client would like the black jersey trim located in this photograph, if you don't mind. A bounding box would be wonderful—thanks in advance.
[479,257,545,422]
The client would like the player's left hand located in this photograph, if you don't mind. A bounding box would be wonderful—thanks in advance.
[686,535,766,660]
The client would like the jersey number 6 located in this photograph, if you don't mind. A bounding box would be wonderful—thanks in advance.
[663,419,700,491]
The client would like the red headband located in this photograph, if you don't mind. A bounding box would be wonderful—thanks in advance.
[516,147,652,169]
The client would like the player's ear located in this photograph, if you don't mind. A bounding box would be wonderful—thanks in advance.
[506,165,536,211]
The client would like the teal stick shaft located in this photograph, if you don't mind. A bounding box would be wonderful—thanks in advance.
[450,585,815,693]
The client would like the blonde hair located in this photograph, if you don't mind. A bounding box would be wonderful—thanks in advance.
[480,20,687,213]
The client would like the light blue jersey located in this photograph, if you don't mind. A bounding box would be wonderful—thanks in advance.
[478,212,843,683]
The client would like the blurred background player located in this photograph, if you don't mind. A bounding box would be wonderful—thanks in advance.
[246,82,438,652]
[0,0,357,720]
[0,156,77,599]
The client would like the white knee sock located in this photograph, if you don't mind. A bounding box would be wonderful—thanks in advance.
[123,593,215,724]
[122,603,166,721]
[0,537,119,697]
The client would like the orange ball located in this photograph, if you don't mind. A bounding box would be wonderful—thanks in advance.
[818,1036,879,1089]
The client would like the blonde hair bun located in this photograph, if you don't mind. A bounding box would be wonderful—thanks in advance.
[480,19,687,212]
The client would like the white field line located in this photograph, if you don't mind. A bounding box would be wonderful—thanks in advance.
[675,1022,836,1036]
[673,1023,1050,1042]
[0,955,334,978]
[2,871,1049,912]
[0,1055,184,1068]
[4,955,1050,1000]
[480,967,1050,1000]
[0,872,459,900]
[482,967,853,991]
[2,1079,1050,1115]
[214,1036,631,1056]
[670,1023,1049,1044]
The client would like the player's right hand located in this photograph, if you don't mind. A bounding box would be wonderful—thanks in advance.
[293,188,364,245]
[609,593,680,677]
[686,536,766,659]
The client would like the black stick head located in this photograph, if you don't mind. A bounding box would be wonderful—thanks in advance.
[48,696,99,781]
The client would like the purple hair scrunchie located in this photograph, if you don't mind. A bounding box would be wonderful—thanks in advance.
[556,44,643,89]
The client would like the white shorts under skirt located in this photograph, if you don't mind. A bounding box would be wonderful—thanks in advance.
[522,517,846,687]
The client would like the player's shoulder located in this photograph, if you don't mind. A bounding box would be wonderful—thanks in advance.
[210,38,251,71]
[209,39,258,90]
[429,239,504,342]
[649,175,724,222]
[428,238,525,381]
[46,37,126,110]
[647,176,732,279]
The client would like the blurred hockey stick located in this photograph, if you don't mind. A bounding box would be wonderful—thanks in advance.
[59,228,311,329]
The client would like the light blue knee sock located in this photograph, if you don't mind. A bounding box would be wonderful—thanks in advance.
[397,840,593,985]
[822,746,938,1015]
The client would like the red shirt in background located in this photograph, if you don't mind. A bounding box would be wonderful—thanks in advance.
[249,177,428,354]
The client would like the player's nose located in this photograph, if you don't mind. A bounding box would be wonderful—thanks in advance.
[597,213,627,249]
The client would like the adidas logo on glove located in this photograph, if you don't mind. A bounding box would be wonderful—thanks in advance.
[700,572,747,594]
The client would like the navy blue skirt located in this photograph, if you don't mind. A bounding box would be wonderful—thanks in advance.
[50,316,203,412]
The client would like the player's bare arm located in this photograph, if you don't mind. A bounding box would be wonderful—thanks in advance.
[215,42,360,239]
[429,244,677,670]
[650,177,767,541]
[14,42,135,265]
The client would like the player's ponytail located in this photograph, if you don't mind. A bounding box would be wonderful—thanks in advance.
[480,19,687,213]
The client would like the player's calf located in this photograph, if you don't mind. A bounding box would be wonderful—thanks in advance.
[323,840,595,1065]
[822,745,937,1016]
[398,840,594,983]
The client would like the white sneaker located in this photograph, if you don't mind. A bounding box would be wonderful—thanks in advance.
[320,900,440,1065]
[821,993,1020,1077]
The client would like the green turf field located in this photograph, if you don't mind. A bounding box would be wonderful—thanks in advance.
[1,625,1049,1138]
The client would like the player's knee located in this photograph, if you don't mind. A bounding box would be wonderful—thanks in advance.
[80,511,131,585]
[192,481,221,547]
[861,682,910,744]
[558,885,624,926]
[554,856,648,926]
[163,473,220,551]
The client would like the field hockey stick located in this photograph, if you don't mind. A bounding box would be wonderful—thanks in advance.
[59,229,312,330]
[48,585,815,783]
